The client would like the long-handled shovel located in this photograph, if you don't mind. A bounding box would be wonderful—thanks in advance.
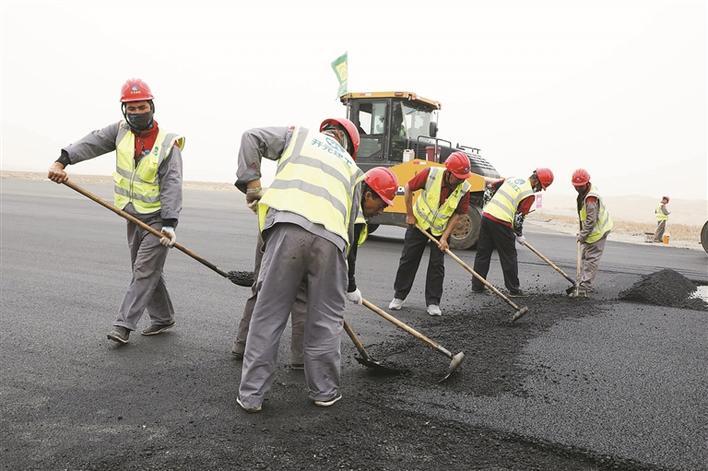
[361,299,464,383]
[416,226,529,321]
[518,239,576,293]
[61,179,254,287]
[343,320,404,374]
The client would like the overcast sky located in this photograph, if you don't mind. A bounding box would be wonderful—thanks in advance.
[1,0,705,199]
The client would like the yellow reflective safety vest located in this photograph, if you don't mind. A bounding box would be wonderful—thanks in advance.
[483,177,534,226]
[257,127,364,246]
[413,167,471,236]
[579,185,613,244]
[354,210,368,246]
[655,204,668,222]
[113,122,185,214]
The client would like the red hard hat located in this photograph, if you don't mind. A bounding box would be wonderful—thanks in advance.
[445,151,472,179]
[535,167,554,189]
[571,168,590,187]
[120,78,154,103]
[364,167,398,206]
[320,118,360,159]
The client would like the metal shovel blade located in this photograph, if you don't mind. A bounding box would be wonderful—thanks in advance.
[354,355,407,375]
[511,306,530,322]
[438,351,465,383]
[227,270,255,287]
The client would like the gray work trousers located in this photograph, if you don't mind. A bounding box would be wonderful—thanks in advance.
[114,213,174,330]
[653,220,666,242]
[579,235,608,291]
[232,233,305,364]
[238,223,347,408]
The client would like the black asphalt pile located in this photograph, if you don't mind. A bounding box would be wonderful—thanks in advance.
[619,269,708,311]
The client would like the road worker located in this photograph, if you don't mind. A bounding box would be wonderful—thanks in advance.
[47,78,184,344]
[653,196,670,242]
[472,168,554,297]
[388,151,473,316]
[234,118,395,412]
[569,169,613,297]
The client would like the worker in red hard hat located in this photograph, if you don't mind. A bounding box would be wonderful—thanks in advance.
[47,78,185,345]
[653,195,670,243]
[388,151,473,317]
[230,164,396,368]
[570,168,613,297]
[472,168,554,297]
[233,119,396,412]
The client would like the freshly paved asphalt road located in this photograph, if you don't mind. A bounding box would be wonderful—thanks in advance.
[2,178,706,470]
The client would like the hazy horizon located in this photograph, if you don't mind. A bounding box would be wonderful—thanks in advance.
[1,0,706,200]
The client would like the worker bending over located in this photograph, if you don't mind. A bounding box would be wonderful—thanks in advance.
[472,168,554,297]
[234,118,394,412]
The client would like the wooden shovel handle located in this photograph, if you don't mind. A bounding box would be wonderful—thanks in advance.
[521,240,576,285]
[361,299,452,359]
[61,179,229,278]
[415,226,522,311]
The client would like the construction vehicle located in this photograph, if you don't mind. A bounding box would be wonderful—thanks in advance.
[701,221,708,254]
[340,91,501,249]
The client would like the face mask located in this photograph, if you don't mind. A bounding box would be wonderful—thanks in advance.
[126,111,154,131]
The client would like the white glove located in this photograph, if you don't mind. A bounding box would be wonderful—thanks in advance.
[160,226,176,247]
[346,288,363,305]
[516,235,526,245]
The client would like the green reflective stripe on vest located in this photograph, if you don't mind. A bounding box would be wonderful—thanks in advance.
[579,185,613,244]
[413,167,471,236]
[655,204,668,222]
[113,123,184,214]
[257,127,362,246]
[484,177,534,224]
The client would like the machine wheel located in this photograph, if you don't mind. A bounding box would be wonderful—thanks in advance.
[449,206,482,250]
[367,224,379,235]
[701,221,708,255]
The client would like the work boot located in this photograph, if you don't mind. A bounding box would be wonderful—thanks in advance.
[507,288,526,298]
[314,394,342,407]
[289,362,304,370]
[389,298,404,310]
[141,320,175,336]
[232,340,244,360]
[107,326,130,345]
[426,304,442,316]
[232,351,244,361]
[236,396,262,413]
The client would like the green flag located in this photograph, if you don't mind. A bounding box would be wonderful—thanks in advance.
[331,52,348,98]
